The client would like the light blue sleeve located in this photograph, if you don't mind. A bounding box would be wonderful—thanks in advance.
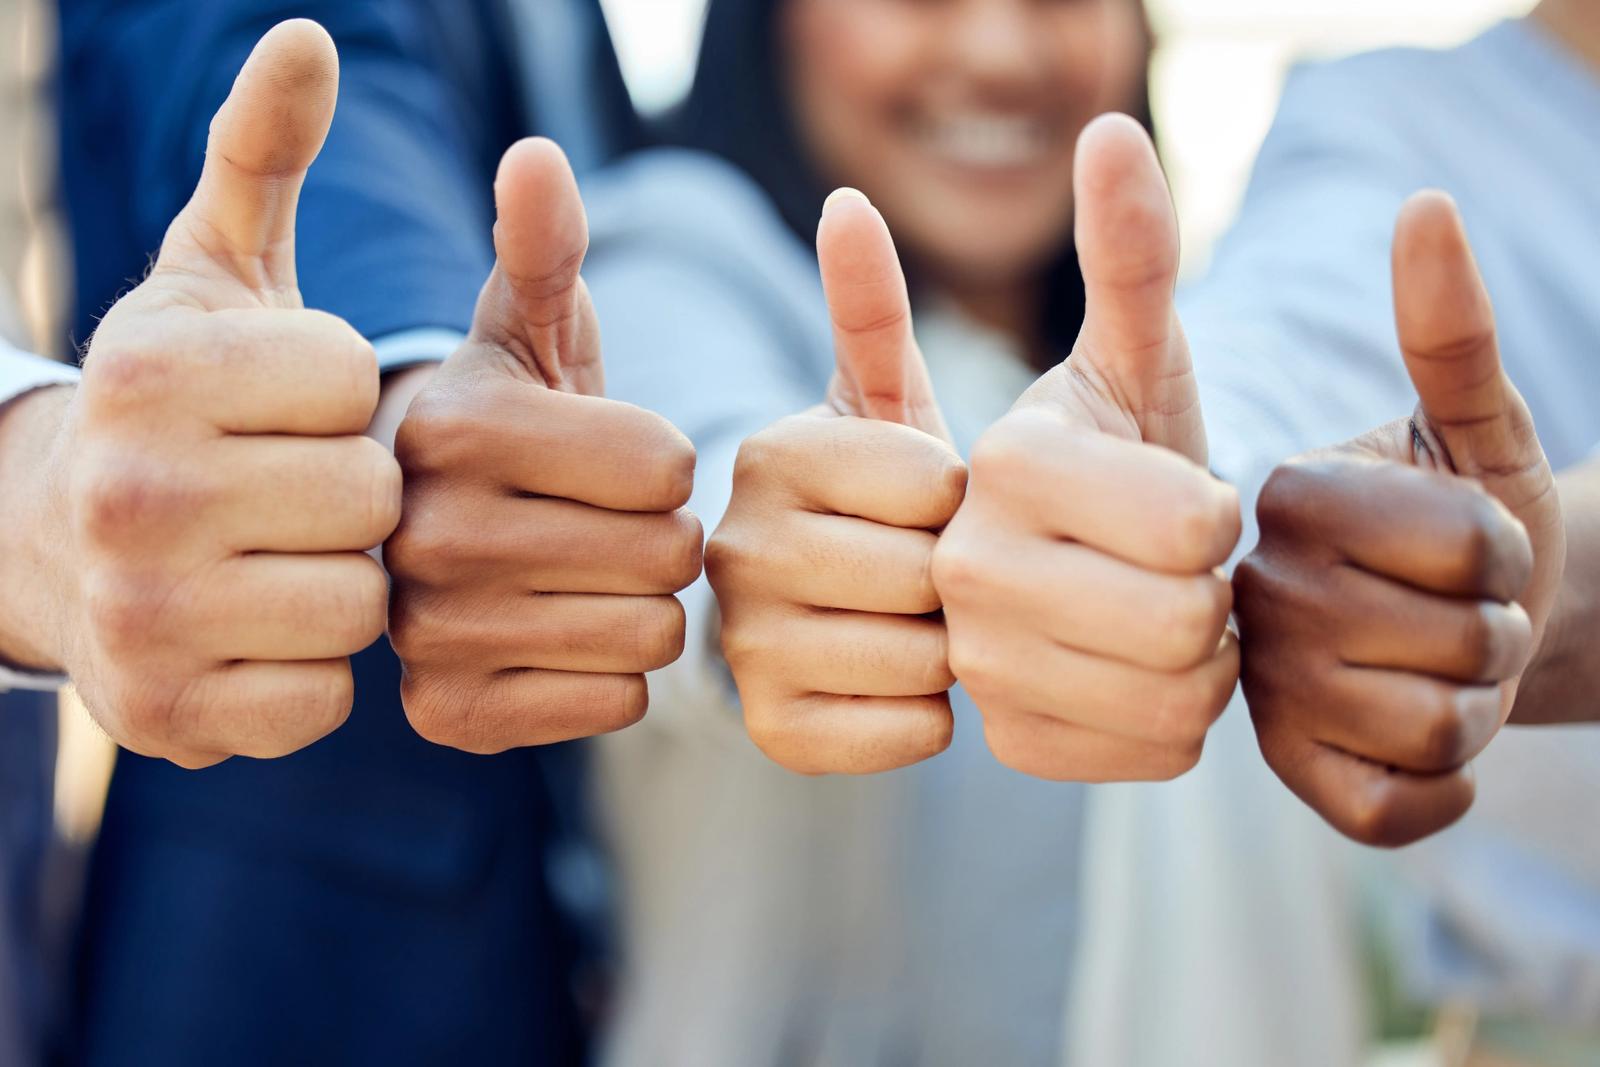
[1181,57,1430,547]
[585,200,831,729]
[1183,49,1600,1026]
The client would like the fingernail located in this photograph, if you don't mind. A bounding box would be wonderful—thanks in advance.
[824,187,871,213]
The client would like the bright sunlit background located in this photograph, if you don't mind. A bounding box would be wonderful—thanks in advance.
[599,0,1535,272]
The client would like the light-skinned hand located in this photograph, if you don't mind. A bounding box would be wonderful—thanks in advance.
[0,22,400,768]
[932,115,1242,782]
[706,189,966,775]
[386,139,703,754]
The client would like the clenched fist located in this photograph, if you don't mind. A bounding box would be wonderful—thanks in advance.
[386,139,702,754]
[0,23,399,767]
[932,115,1240,782]
[1235,192,1564,847]
[706,189,965,775]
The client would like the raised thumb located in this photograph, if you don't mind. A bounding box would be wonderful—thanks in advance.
[159,19,338,290]
[468,137,596,391]
[1394,190,1563,657]
[1070,114,1203,460]
[818,189,949,440]
[1395,192,1554,519]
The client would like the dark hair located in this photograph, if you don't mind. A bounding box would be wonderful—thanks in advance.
[668,0,1155,368]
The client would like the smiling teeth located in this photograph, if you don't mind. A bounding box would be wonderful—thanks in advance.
[920,116,1053,169]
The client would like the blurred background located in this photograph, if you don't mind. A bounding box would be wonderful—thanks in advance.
[6,0,1537,363]
[597,0,1532,271]
[0,2,1557,1065]
[3,0,1537,358]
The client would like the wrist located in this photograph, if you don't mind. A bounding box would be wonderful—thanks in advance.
[0,384,75,672]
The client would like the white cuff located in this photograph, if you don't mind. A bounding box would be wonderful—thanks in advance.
[0,347,79,408]
[0,664,66,694]
[373,328,464,374]
[0,350,75,691]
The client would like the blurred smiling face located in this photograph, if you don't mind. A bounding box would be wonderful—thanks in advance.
[782,0,1148,291]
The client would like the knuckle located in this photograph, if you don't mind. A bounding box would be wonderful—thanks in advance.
[717,615,773,673]
[84,328,174,410]
[248,668,354,758]
[731,422,799,490]
[968,420,1037,488]
[908,543,944,615]
[1255,462,1311,531]
[401,676,474,751]
[914,627,957,693]
[1231,553,1269,607]
[329,559,389,653]
[656,511,706,591]
[1149,671,1227,748]
[630,597,686,671]
[1165,482,1235,570]
[982,716,1053,779]
[1414,689,1472,772]
[324,315,381,414]
[907,700,955,762]
[385,592,440,664]
[703,529,757,593]
[395,396,477,475]
[1250,717,1299,777]
[641,422,697,510]
[302,666,357,737]
[924,454,969,523]
[929,537,987,606]
[1158,578,1231,669]
[167,750,229,772]
[743,699,804,770]
[1149,740,1206,782]
[1453,493,1531,599]
[384,508,454,589]
[1453,509,1501,592]
[82,571,158,654]
[981,717,1026,772]
[1345,782,1407,848]
[1456,603,1499,678]
[73,461,192,544]
[593,673,650,734]
[117,687,178,742]
[356,440,404,545]
[945,636,999,692]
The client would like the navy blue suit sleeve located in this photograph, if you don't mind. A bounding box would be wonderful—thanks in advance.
[58,0,519,341]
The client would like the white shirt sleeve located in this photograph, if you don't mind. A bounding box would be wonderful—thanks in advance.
[0,343,78,405]
[0,344,78,693]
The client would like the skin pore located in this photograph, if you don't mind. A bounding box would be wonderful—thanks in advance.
[780,0,1148,360]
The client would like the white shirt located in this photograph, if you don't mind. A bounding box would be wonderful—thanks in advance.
[0,343,76,693]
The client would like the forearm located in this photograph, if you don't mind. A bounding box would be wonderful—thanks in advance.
[0,385,72,672]
[1513,457,1600,724]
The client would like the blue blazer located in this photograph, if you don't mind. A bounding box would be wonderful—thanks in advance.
[54,2,636,1062]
